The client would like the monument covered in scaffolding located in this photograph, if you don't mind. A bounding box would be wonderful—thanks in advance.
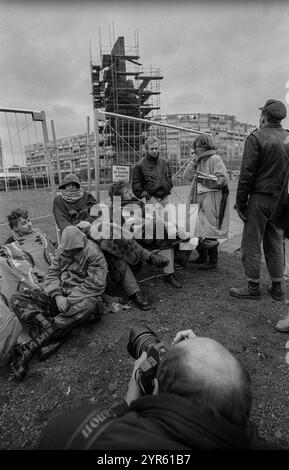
[90,34,163,167]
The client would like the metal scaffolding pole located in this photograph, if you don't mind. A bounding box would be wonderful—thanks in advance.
[101,111,212,136]
[40,111,56,197]
[51,120,62,184]
[86,116,91,193]
[93,109,100,202]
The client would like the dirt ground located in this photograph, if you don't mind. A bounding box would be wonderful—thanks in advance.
[1,249,289,450]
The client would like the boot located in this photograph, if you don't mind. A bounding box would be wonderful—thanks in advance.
[198,245,218,270]
[10,315,57,381]
[190,244,208,264]
[230,281,261,299]
[130,291,151,310]
[268,282,284,301]
[165,273,182,289]
[147,250,170,268]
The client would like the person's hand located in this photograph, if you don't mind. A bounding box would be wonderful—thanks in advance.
[77,220,91,230]
[140,191,150,201]
[55,295,68,313]
[125,351,147,405]
[171,329,196,346]
[234,204,248,223]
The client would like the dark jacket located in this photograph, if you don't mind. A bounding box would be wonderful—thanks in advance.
[36,393,276,450]
[53,192,97,233]
[132,156,173,200]
[236,123,289,211]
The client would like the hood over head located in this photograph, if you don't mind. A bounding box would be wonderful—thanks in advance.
[58,174,81,190]
[59,226,85,251]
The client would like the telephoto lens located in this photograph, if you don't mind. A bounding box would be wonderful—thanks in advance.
[127,323,160,359]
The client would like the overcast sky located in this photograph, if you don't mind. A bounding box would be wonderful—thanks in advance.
[1,0,289,166]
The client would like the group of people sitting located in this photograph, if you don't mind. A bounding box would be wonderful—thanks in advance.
[0,134,230,383]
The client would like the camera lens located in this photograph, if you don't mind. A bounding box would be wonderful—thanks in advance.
[127,324,160,359]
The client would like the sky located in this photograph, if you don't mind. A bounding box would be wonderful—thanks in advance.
[1,0,289,166]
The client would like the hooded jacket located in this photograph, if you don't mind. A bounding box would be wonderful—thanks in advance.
[44,227,108,305]
[53,192,97,233]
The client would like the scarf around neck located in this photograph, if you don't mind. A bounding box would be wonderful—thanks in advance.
[61,187,84,203]
[192,149,216,168]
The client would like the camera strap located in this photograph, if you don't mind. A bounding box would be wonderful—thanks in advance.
[64,401,129,450]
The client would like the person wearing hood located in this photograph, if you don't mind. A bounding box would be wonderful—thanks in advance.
[9,226,108,381]
[37,329,277,450]
[53,174,97,233]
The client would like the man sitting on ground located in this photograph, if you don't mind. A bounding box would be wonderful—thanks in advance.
[9,226,108,381]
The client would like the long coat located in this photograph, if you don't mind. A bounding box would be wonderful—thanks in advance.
[184,151,229,238]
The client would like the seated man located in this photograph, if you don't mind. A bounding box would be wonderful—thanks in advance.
[53,173,97,234]
[52,174,170,310]
[9,226,108,381]
[109,181,197,288]
[37,328,277,450]
[90,205,170,311]
[4,208,56,286]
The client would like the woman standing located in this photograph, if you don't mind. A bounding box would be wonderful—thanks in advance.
[184,135,229,269]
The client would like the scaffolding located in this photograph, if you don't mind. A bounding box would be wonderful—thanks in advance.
[90,34,163,169]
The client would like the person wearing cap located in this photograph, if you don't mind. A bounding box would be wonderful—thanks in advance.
[53,174,97,234]
[230,99,289,300]
[9,226,108,380]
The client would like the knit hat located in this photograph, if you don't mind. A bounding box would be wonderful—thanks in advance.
[259,99,287,120]
[58,174,81,189]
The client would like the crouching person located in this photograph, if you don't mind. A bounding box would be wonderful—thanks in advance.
[9,226,108,381]
[37,328,278,450]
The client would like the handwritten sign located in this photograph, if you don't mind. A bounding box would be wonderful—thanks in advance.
[112,165,130,182]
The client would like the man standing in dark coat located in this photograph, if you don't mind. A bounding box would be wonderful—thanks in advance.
[230,99,289,300]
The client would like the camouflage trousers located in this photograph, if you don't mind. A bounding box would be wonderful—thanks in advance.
[10,288,104,332]
[99,238,151,297]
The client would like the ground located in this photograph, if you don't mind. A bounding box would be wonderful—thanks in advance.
[1,250,289,450]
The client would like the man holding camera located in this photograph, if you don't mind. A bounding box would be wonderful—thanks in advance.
[37,328,275,450]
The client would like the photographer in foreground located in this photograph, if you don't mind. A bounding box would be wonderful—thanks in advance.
[36,329,277,450]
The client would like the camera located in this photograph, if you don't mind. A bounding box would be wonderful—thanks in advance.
[127,323,168,395]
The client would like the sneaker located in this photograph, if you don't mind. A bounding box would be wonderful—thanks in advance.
[147,251,170,268]
[229,284,261,299]
[268,283,284,301]
[165,273,182,289]
[130,292,151,311]
[275,315,289,332]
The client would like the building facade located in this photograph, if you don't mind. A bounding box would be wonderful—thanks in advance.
[25,129,114,184]
[157,113,256,176]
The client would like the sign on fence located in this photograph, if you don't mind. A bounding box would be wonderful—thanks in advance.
[112,165,130,182]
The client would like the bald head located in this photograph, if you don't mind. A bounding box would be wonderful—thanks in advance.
[157,336,251,427]
[176,337,243,391]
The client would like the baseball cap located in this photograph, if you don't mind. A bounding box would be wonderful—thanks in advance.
[259,99,287,120]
